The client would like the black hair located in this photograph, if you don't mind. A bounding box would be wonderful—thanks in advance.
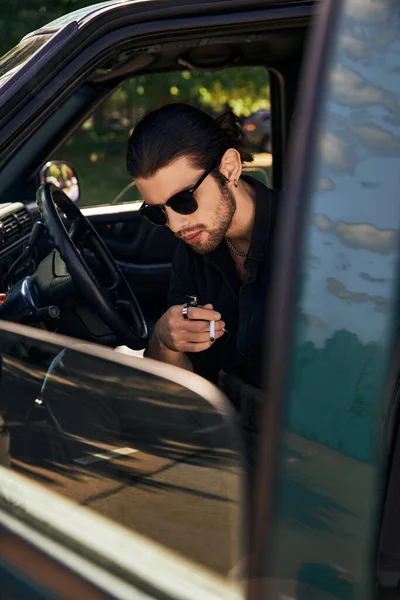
[126,103,253,181]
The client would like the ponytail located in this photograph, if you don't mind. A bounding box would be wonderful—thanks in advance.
[215,111,254,163]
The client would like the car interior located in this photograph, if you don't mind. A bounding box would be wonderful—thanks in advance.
[0,18,308,344]
[1,6,400,595]
[0,13,312,581]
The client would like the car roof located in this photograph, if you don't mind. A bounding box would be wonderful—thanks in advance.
[0,0,314,158]
[25,0,316,36]
[28,0,134,34]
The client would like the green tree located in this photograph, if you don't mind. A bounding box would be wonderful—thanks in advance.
[105,68,270,124]
[0,0,89,56]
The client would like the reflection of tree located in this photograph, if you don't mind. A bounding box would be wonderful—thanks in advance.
[289,328,384,462]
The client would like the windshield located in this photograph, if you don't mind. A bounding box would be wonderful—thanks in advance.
[0,34,52,85]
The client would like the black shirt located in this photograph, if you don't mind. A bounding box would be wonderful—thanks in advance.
[168,176,278,388]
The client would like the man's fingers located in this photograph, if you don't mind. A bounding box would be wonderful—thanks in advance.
[185,320,225,333]
[167,305,225,353]
[187,329,225,344]
[185,306,221,321]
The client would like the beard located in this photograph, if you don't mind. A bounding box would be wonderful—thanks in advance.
[190,183,236,255]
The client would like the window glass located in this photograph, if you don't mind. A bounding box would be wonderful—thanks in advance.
[266,1,400,597]
[53,66,272,207]
[0,323,243,587]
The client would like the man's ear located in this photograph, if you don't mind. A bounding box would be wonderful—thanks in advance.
[219,148,242,187]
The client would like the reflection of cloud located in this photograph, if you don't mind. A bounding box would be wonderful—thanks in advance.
[352,25,366,41]
[313,213,333,232]
[306,254,320,269]
[329,111,349,127]
[374,305,389,314]
[359,272,386,284]
[315,178,335,192]
[345,0,390,23]
[341,35,368,59]
[320,130,356,173]
[313,213,398,255]
[331,65,398,113]
[384,113,400,127]
[303,314,326,328]
[351,123,400,154]
[361,181,381,189]
[327,277,389,309]
[336,222,396,255]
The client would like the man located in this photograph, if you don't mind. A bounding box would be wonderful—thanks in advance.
[127,103,278,469]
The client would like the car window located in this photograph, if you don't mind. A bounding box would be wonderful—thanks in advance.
[53,66,272,208]
[257,0,400,597]
[0,322,244,594]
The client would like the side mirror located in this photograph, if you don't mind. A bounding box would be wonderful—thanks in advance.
[39,160,80,203]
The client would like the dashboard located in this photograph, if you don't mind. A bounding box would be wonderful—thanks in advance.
[0,201,38,290]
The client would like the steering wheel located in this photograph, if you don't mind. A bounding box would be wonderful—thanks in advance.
[37,183,148,350]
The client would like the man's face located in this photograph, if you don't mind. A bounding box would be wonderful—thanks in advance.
[135,156,236,254]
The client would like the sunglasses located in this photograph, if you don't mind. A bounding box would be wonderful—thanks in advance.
[138,160,218,226]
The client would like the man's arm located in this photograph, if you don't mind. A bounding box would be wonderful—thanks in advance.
[145,242,224,375]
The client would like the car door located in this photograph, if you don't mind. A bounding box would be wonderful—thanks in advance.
[248,0,400,598]
[0,321,245,599]
[5,0,395,597]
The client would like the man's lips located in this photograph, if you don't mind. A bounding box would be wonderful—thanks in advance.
[182,230,203,244]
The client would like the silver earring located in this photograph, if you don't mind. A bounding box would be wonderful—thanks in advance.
[234,179,238,188]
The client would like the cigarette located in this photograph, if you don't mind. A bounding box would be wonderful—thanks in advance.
[210,320,215,342]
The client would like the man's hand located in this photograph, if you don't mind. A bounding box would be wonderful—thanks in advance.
[154,303,225,353]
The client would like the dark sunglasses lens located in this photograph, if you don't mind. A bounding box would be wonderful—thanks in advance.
[141,205,166,226]
[169,191,198,215]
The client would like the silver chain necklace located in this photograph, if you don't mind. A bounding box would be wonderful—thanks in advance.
[225,237,247,257]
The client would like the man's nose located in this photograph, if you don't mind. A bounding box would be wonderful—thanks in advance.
[164,205,188,233]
